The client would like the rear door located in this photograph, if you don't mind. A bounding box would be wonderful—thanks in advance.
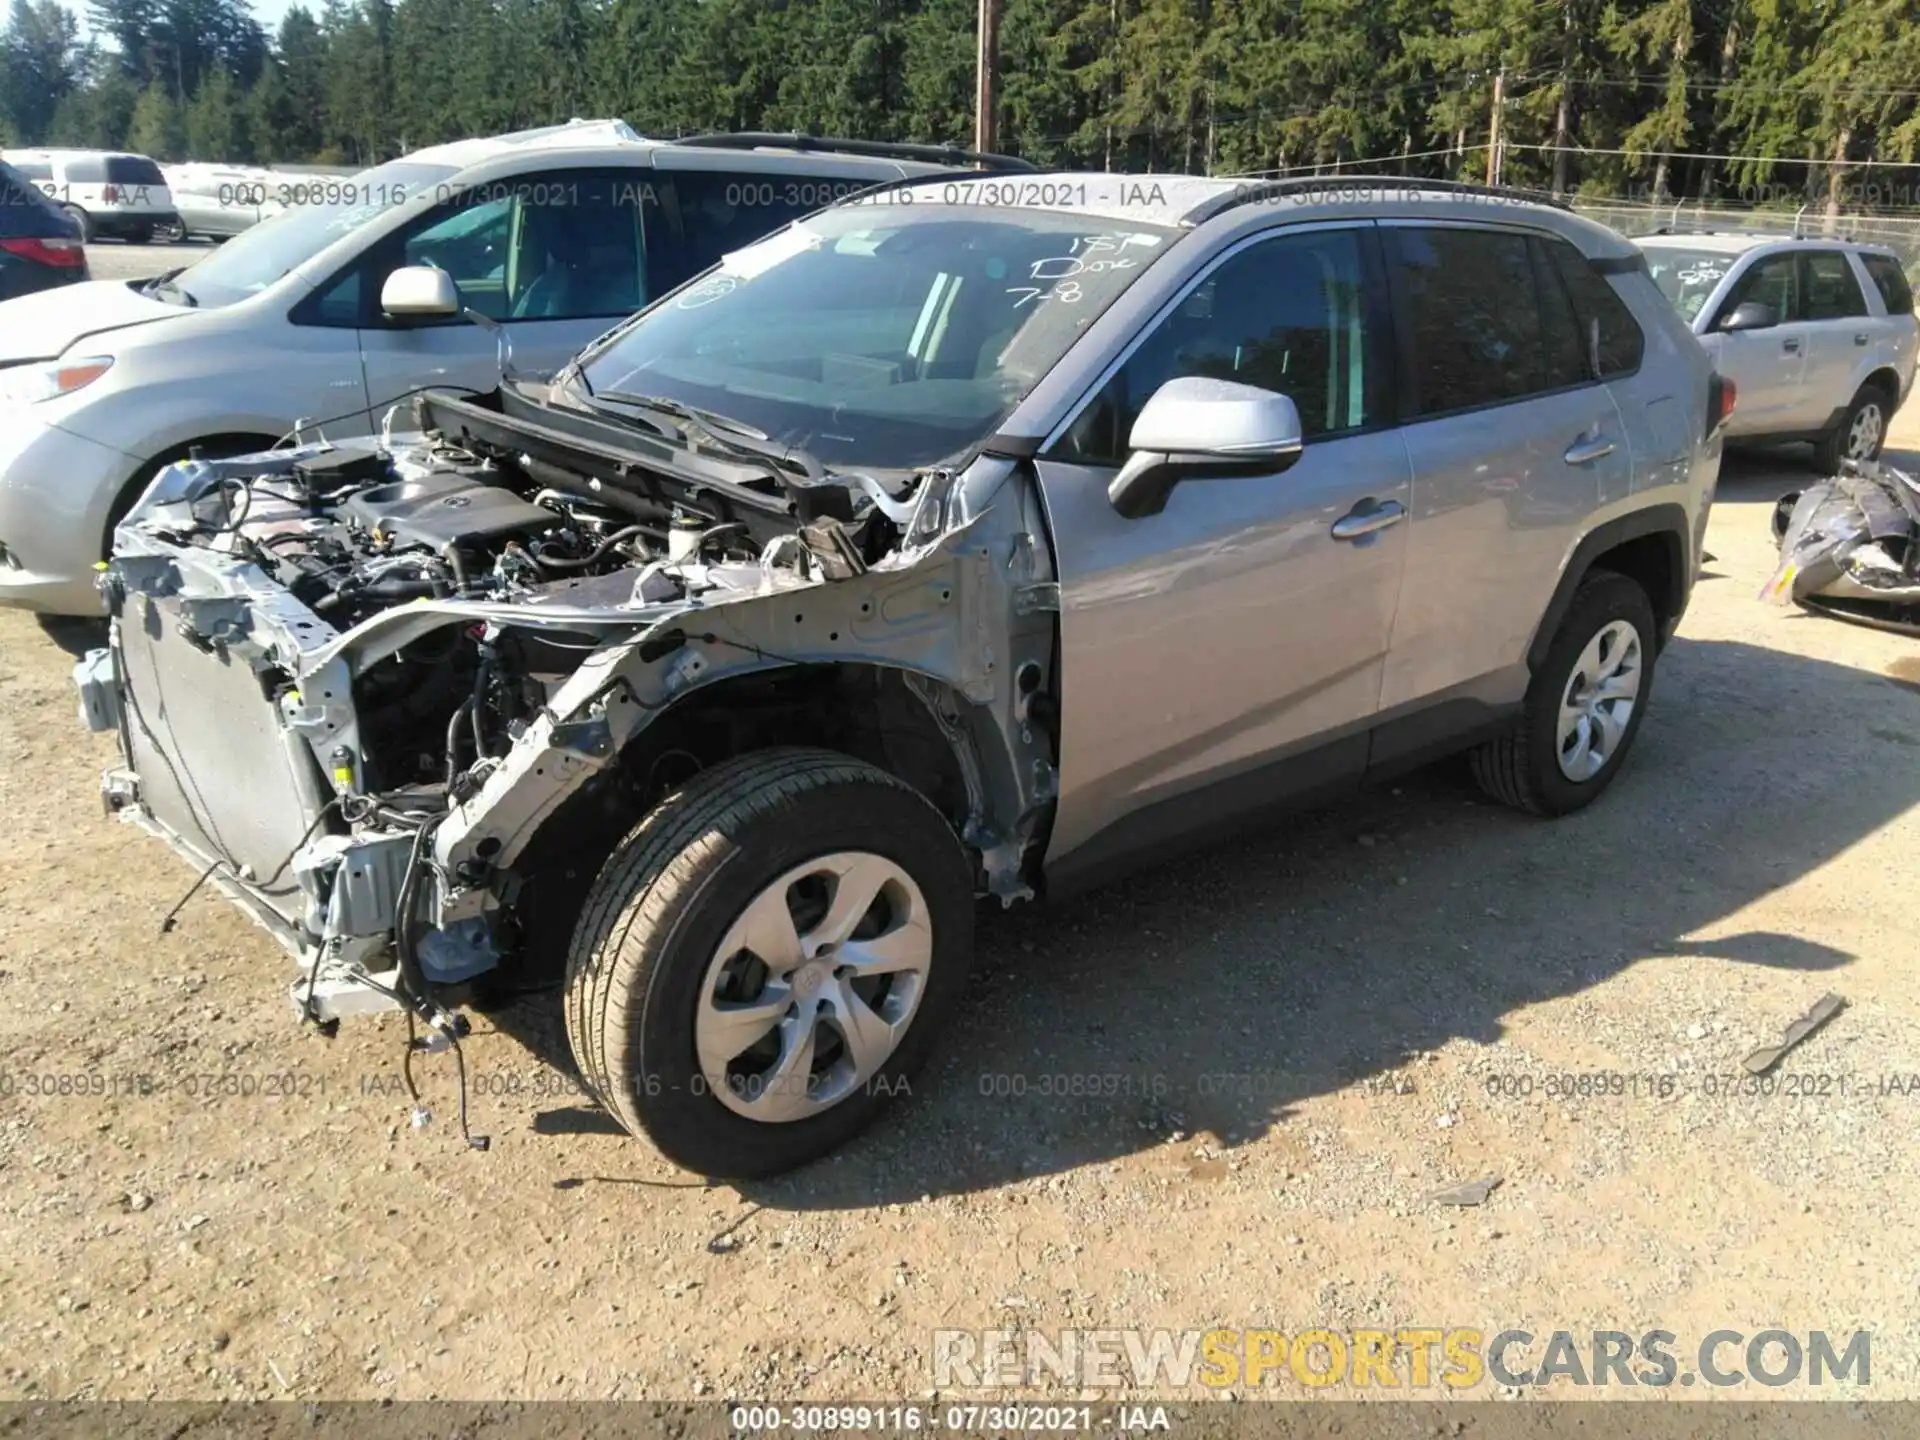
[1378,223,1632,717]
[1796,248,1878,426]
[1857,250,1919,399]
[1703,251,1807,433]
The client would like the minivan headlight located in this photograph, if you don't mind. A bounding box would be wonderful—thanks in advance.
[0,356,114,406]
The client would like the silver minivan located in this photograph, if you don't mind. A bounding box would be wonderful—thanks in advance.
[0,122,1007,613]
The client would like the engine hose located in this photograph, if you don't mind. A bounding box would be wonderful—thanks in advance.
[519,456,673,527]
[531,524,652,571]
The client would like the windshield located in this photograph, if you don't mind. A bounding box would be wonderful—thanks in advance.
[171,160,457,308]
[1643,246,1739,323]
[578,205,1178,471]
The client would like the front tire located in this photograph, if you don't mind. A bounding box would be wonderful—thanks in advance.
[1471,571,1658,816]
[563,748,975,1178]
[1813,382,1890,472]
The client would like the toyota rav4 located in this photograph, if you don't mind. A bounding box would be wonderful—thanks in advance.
[77,176,1727,1177]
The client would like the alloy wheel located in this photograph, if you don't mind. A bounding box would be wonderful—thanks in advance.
[1847,400,1885,461]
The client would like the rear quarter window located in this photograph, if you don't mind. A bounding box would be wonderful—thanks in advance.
[107,156,166,187]
[1547,241,1646,378]
[1861,254,1914,315]
[62,157,105,184]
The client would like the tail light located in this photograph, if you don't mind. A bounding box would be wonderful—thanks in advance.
[0,236,86,268]
[1707,373,1737,436]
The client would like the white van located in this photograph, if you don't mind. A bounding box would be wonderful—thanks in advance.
[0,149,180,243]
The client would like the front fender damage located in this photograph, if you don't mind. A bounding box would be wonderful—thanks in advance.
[303,458,1059,946]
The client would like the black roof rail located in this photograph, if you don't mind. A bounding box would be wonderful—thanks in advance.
[666,131,1037,173]
[1187,174,1571,224]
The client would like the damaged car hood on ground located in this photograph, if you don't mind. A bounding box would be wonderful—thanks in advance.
[1766,459,1920,637]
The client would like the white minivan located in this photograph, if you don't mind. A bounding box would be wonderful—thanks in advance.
[0,148,180,243]
[0,122,1017,613]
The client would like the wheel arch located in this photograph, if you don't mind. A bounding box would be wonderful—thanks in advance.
[499,659,1030,978]
[1527,504,1692,669]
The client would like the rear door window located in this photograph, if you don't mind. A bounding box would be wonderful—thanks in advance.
[1388,226,1549,416]
[1860,253,1914,314]
[107,156,166,187]
[1801,251,1868,320]
[62,156,105,185]
[648,170,866,294]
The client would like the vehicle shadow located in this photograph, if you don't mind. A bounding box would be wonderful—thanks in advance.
[36,615,108,658]
[501,635,1918,1206]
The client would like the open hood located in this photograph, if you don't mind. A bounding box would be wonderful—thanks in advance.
[0,278,189,366]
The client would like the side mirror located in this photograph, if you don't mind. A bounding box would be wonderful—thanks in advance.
[1718,300,1778,334]
[1108,376,1304,519]
[380,264,461,319]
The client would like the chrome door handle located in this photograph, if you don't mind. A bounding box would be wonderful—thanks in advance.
[1782,338,1802,353]
[1564,436,1616,466]
[1855,333,1870,346]
[1331,499,1407,541]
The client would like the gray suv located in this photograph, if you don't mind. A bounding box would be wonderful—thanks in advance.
[79,175,1724,1177]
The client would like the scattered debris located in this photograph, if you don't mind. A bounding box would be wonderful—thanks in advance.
[1743,993,1847,1075]
[1428,1176,1502,1208]
[1766,462,1920,636]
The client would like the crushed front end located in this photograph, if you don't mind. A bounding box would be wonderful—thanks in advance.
[79,383,1058,1030]
[1765,459,1920,636]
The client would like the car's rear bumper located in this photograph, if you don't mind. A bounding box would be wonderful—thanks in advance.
[0,414,135,614]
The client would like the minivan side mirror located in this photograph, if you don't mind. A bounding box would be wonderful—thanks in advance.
[1108,376,1305,519]
[1718,300,1779,333]
[380,264,462,319]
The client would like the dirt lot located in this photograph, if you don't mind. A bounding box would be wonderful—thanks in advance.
[1,253,1916,1405]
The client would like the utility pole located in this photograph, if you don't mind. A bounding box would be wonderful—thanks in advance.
[976,0,1000,156]
[1486,66,1506,186]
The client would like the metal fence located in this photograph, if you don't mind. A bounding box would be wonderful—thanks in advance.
[1574,196,1920,269]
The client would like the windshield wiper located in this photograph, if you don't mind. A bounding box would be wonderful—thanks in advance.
[593,390,772,443]
[143,271,199,308]
[586,390,848,488]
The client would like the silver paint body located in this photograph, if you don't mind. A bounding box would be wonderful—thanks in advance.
[83,178,1721,1018]
[1636,233,1918,437]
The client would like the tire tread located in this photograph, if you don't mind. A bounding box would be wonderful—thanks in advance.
[562,747,941,1147]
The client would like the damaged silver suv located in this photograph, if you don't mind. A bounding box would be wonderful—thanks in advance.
[78,175,1725,1177]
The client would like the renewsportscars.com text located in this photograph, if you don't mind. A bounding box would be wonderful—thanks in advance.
[932,1327,1871,1391]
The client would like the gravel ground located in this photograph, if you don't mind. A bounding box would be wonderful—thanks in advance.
[1,241,1916,1406]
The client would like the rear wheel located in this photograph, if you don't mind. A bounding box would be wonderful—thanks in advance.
[563,748,975,1178]
[61,204,93,243]
[125,224,155,246]
[1813,382,1890,472]
[1471,571,1657,816]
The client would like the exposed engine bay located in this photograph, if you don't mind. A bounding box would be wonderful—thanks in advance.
[79,383,1060,1059]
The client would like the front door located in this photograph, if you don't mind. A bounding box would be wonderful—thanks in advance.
[1706,251,1808,434]
[355,171,652,421]
[1034,224,1411,876]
